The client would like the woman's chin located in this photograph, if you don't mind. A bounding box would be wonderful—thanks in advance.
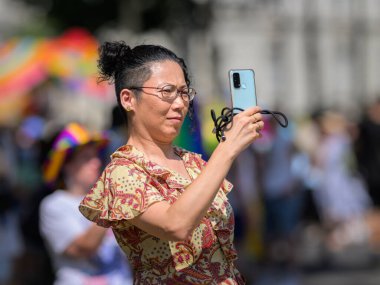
[160,127,182,142]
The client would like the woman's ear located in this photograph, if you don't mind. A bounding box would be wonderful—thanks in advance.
[120,89,136,112]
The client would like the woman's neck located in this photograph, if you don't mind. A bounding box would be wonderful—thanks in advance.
[127,133,190,181]
[127,135,177,163]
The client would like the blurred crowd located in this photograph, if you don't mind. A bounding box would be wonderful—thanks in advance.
[2,0,380,283]
[227,97,380,284]
[1,95,380,285]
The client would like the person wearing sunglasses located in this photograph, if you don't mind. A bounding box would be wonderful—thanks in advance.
[79,41,264,284]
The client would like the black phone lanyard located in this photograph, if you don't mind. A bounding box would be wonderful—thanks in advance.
[211,107,288,142]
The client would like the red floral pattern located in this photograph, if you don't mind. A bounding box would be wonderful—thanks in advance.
[79,145,245,284]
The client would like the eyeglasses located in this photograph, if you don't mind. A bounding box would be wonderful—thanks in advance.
[129,84,196,102]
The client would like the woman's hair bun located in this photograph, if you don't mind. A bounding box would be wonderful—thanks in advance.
[97,41,132,82]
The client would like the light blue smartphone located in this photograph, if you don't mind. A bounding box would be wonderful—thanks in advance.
[228,69,257,110]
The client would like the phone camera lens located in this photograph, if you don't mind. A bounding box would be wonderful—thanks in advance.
[232,73,241,88]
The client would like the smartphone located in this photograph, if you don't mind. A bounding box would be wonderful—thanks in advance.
[228,69,257,110]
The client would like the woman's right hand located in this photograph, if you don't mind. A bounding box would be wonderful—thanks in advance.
[219,106,264,159]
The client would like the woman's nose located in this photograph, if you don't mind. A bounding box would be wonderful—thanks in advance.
[171,93,187,109]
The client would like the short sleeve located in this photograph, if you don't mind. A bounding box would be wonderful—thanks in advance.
[79,163,165,228]
[40,194,87,254]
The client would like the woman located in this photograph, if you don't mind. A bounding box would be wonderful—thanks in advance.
[40,123,132,285]
[79,42,264,284]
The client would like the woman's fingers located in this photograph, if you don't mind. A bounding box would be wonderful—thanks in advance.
[235,107,262,123]
[244,106,262,116]
[255,120,264,131]
[252,113,263,123]
[233,108,264,133]
[223,106,264,148]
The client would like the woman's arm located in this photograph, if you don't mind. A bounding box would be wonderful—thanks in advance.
[130,106,264,241]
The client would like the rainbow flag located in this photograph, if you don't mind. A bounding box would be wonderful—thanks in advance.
[0,28,113,125]
[0,37,46,97]
[0,38,47,125]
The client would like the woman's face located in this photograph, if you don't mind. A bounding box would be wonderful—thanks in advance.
[129,60,189,143]
[65,144,102,189]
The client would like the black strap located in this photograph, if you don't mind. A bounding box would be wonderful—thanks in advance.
[211,107,288,142]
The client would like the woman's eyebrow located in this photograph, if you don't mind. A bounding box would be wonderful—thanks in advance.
[159,83,187,88]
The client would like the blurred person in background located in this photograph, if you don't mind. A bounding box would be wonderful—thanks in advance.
[2,117,55,285]
[0,143,24,285]
[226,146,263,284]
[78,41,264,284]
[354,98,380,250]
[355,98,380,208]
[39,122,132,285]
[310,109,371,251]
[252,116,305,285]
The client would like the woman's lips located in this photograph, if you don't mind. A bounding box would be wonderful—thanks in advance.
[167,117,183,123]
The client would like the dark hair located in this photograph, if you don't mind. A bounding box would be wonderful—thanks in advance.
[97,41,194,124]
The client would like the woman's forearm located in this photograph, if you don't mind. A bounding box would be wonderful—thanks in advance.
[164,143,236,239]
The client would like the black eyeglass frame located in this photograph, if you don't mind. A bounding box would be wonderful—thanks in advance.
[129,85,196,102]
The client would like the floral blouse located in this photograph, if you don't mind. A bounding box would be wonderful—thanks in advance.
[79,145,245,285]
